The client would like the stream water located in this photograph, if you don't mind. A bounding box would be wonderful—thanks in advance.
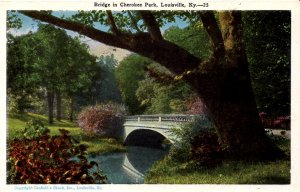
[88,146,168,184]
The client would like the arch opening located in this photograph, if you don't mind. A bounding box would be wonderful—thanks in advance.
[124,129,168,148]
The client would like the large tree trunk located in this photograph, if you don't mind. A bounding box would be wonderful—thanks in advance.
[189,11,284,160]
[56,91,62,121]
[47,90,54,124]
[69,97,74,122]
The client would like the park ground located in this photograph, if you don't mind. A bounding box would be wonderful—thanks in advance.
[7,113,290,184]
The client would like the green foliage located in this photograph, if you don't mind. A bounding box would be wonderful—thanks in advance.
[115,54,152,114]
[90,55,121,103]
[7,129,106,184]
[7,112,127,156]
[135,63,194,114]
[190,131,223,167]
[132,23,210,115]
[23,119,49,139]
[169,116,214,162]
[7,24,98,117]
[70,11,198,34]
[163,24,212,59]
[77,103,126,138]
[7,11,22,29]
[145,157,290,184]
[243,11,290,116]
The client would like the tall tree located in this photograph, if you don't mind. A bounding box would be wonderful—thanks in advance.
[243,11,291,116]
[115,54,152,114]
[7,24,97,123]
[19,10,289,159]
[7,34,37,113]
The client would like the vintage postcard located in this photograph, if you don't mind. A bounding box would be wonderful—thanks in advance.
[1,0,300,192]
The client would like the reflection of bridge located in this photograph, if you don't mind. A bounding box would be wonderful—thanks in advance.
[123,114,209,147]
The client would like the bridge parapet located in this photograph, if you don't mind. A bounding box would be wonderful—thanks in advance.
[125,114,207,123]
[123,114,211,145]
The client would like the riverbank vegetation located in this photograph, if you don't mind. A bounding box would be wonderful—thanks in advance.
[7,113,126,155]
[145,157,290,184]
[145,135,290,184]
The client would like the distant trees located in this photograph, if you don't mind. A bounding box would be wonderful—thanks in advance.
[135,63,194,114]
[7,24,98,123]
[116,24,211,115]
[115,54,152,114]
[243,11,290,117]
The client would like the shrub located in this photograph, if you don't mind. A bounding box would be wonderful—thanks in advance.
[7,129,106,184]
[77,103,125,138]
[190,131,223,167]
[259,112,290,130]
[23,119,48,139]
[186,96,207,115]
[169,115,215,163]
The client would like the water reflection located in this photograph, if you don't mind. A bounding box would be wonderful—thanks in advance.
[88,146,168,184]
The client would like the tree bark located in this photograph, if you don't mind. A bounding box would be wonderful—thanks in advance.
[69,97,74,122]
[20,10,285,160]
[56,91,62,121]
[190,11,284,159]
[47,90,54,124]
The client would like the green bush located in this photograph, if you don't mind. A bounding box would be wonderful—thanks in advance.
[23,119,48,139]
[77,103,125,138]
[7,129,106,184]
[169,116,215,163]
[190,131,223,167]
[169,116,223,167]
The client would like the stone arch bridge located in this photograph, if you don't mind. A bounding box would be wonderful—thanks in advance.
[123,114,209,148]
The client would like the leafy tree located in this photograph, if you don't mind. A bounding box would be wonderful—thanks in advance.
[7,24,97,123]
[134,24,210,114]
[7,34,36,113]
[136,63,193,114]
[115,54,152,114]
[18,10,290,160]
[243,11,290,116]
[59,36,97,121]
[164,24,212,59]
[94,55,122,103]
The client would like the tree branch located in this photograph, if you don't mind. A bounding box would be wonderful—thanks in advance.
[139,11,163,41]
[19,11,131,50]
[20,11,201,75]
[198,11,225,58]
[127,11,141,33]
[106,10,119,35]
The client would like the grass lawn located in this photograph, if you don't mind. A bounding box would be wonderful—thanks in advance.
[7,112,126,155]
[145,137,290,184]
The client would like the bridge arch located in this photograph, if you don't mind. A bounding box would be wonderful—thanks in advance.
[124,128,169,148]
[123,115,208,148]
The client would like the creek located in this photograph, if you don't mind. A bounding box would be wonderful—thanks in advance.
[88,146,168,184]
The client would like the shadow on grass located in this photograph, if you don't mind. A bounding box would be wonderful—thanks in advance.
[247,176,290,184]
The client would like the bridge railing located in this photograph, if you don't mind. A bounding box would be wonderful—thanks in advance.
[125,114,208,123]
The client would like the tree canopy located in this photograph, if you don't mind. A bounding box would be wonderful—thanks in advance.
[7,24,98,122]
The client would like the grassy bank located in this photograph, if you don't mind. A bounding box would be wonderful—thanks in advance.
[7,113,126,155]
[145,137,290,184]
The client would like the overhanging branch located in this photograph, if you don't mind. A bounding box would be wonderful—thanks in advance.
[198,11,225,58]
[19,11,130,50]
[127,11,141,33]
[106,10,119,35]
[139,11,163,41]
[20,11,202,75]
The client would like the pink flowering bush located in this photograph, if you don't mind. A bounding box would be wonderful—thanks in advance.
[186,96,207,115]
[77,103,126,138]
[259,112,290,130]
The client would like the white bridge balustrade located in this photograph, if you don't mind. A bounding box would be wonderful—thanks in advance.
[123,114,210,145]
